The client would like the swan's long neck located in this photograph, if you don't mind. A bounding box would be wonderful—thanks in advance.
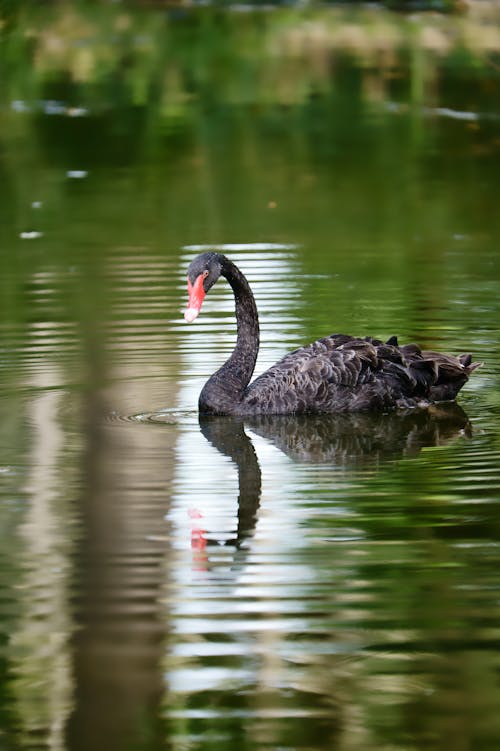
[199,259,259,415]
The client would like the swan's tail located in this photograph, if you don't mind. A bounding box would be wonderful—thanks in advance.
[425,352,482,402]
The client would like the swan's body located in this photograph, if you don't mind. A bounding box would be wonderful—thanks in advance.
[184,252,481,416]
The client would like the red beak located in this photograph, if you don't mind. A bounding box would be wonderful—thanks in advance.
[184,274,206,322]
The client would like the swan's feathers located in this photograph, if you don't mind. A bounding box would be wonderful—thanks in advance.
[242,334,480,414]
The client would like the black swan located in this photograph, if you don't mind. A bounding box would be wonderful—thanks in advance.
[184,252,481,415]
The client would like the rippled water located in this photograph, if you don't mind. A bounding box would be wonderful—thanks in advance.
[2,63,500,751]
[2,233,500,750]
[132,248,500,751]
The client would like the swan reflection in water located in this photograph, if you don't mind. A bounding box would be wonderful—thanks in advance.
[197,403,471,552]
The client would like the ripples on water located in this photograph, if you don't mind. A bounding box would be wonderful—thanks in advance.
[1,242,500,751]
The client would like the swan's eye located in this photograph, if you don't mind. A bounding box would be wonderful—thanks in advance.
[202,270,209,279]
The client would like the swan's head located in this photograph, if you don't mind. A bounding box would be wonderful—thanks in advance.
[184,252,224,322]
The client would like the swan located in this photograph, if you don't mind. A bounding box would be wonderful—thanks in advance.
[184,252,481,415]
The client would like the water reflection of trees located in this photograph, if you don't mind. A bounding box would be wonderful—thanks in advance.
[3,3,500,117]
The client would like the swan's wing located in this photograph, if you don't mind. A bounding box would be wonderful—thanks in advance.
[243,334,476,414]
[243,335,385,413]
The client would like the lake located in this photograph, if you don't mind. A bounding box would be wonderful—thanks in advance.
[1,5,500,750]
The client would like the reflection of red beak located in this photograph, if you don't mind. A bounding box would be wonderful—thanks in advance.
[188,508,207,571]
[184,274,206,322]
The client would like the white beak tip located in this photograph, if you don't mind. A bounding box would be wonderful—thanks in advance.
[184,308,199,323]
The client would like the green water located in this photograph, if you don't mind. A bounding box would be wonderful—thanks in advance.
[1,5,500,751]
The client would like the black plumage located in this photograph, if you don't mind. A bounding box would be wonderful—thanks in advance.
[184,252,481,416]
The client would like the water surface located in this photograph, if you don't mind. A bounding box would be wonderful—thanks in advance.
[1,8,500,750]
